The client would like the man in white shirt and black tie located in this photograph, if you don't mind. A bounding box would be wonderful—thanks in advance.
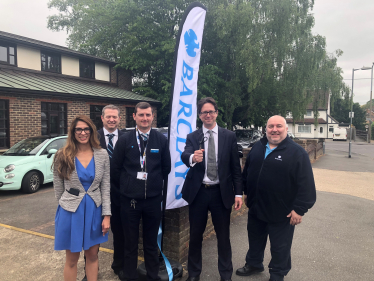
[181,97,243,281]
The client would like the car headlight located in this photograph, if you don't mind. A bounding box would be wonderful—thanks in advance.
[5,173,15,179]
[4,164,15,173]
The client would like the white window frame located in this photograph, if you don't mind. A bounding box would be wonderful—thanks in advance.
[298,125,311,133]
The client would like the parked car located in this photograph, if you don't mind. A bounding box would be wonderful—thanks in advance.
[0,135,67,193]
[287,132,299,140]
[333,127,347,141]
[235,129,263,148]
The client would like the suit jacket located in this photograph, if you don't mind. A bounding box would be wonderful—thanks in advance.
[97,128,125,153]
[53,147,111,215]
[181,126,242,209]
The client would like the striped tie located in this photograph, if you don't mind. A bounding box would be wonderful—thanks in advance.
[106,134,115,158]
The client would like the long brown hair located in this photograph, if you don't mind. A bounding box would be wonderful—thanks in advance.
[53,115,100,180]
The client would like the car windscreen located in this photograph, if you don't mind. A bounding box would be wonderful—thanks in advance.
[3,138,50,156]
[235,130,253,139]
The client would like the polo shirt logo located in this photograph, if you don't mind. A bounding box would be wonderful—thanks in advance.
[275,155,282,161]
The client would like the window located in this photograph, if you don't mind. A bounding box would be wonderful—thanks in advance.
[90,105,104,130]
[298,125,311,133]
[41,52,61,73]
[126,107,136,128]
[329,126,334,133]
[80,60,95,79]
[320,127,323,133]
[0,100,9,148]
[0,42,16,66]
[40,138,67,155]
[41,102,67,136]
[306,110,312,117]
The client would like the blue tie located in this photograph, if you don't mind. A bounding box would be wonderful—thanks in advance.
[106,134,115,158]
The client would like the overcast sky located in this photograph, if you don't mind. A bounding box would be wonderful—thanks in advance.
[1,0,374,105]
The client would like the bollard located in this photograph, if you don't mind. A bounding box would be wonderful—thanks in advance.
[323,142,325,154]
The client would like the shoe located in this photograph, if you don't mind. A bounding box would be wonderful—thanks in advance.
[186,276,200,281]
[220,278,232,281]
[235,264,264,276]
[269,278,284,281]
[118,270,126,281]
[81,275,87,281]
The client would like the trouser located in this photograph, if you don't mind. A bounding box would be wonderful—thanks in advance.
[188,185,233,279]
[121,195,162,281]
[245,213,295,280]
[111,190,125,272]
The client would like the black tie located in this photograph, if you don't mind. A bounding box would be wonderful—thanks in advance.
[106,134,115,158]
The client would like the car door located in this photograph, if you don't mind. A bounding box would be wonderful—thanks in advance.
[39,138,67,182]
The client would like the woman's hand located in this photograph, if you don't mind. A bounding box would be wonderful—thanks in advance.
[102,215,111,236]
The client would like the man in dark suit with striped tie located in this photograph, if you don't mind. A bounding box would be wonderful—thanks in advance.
[97,105,125,278]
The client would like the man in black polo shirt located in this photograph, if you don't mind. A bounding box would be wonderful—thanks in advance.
[111,102,171,281]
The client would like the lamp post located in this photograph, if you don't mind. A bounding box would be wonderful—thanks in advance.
[349,68,360,158]
[361,63,374,143]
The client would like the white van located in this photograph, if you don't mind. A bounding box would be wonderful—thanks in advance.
[333,127,347,141]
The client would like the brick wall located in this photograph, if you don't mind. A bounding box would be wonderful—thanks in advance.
[0,93,157,148]
[117,68,132,91]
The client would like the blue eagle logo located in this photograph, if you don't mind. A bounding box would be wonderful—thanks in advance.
[184,29,200,57]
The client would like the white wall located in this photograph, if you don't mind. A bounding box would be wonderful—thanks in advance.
[17,45,41,71]
[61,55,79,77]
[95,62,110,81]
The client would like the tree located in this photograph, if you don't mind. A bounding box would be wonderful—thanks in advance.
[48,0,347,129]
[331,96,366,130]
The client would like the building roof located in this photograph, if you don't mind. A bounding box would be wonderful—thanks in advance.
[0,31,115,65]
[306,91,330,110]
[286,118,326,124]
[0,67,160,104]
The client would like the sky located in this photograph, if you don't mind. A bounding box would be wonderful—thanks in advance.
[1,0,374,105]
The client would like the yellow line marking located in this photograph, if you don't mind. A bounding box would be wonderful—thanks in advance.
[0,223,55,239]
[0,223,145,261]
[0,188,54,203]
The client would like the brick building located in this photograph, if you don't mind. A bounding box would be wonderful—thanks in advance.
[0,31,159,150]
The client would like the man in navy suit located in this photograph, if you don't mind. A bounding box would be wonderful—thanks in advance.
[98,105,125,278]
[181,97,243,281]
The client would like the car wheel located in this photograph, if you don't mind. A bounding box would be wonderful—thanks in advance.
[21,171,41,193]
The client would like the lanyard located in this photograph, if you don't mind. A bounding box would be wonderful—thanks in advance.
[135,127,148,171]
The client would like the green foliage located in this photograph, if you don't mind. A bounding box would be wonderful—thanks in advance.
[331,96,366,130]
[47,0,349,128]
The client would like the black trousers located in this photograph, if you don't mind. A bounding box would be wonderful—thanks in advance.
[188,185,232,279]
[245,213,295,280]
[121,195,162,281]
[111,191,125,272]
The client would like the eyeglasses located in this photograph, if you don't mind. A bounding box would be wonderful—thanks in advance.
[199,110,217,116]
[74,127,91,134]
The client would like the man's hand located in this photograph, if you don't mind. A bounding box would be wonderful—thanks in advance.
[234,197,243,210]
[287,210,302,226]
[192,149,204,163]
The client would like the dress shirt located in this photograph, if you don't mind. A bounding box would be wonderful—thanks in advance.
[189,124,242,197]
[103,127,119,148]
[189,125,219,185]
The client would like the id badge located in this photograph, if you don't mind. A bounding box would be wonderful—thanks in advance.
[137,172,148,180]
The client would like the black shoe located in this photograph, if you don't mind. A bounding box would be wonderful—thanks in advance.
[117,270,126,281]
[81,275,87,281]
[186,276,200,281]
[269,277,284,281]
[220,278,232,281]
[235,264,264,276]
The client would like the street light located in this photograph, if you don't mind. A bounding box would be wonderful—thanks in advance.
[361,63,374,143]
[349,68,360,158]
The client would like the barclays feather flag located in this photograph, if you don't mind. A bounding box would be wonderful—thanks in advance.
[166,3,207,209]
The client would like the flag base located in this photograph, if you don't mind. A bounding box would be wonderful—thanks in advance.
[137,259,183,281]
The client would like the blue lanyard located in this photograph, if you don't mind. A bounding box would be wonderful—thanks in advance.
[135,127,148,170]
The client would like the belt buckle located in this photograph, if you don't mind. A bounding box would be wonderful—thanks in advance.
[205,184,212,188]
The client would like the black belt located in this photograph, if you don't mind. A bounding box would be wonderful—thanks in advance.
[202,183,220,189]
